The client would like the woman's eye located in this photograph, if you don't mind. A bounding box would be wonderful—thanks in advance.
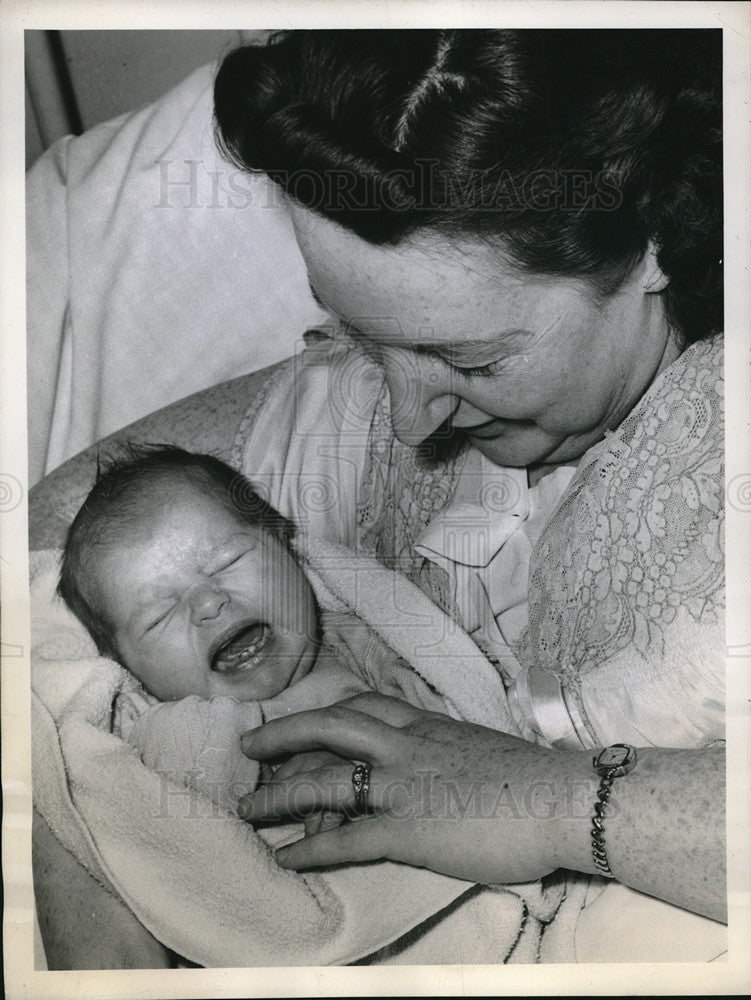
[432,352,508,377]
[452,359,507,377]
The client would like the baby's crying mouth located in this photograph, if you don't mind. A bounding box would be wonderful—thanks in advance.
[211,623,270,674]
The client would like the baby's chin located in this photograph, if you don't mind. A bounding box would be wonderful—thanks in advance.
[216,637,319,702]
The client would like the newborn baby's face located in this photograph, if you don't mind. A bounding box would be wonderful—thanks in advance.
[86,479,319,701]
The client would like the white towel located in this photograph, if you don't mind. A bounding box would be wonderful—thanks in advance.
[31,539,572,966]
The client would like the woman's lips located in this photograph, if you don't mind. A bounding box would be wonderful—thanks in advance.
[463,417,536,440]
[210,623,272,675]
[463,418,505,439]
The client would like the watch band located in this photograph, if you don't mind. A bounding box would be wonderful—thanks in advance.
[590,743,638,878]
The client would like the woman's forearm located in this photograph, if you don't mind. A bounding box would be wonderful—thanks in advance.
[549,745,726,922]
[33,809,172,969]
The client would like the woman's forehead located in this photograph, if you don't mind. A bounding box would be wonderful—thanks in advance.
[288,201,583,345]
[291,201,502,287]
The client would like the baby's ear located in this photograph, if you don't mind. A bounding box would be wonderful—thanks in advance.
[641,241,669,293]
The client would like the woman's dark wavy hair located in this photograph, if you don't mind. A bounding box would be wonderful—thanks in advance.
[214,29,722,344]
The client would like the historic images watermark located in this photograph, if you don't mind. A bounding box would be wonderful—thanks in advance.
[727,473,751,513]
[0,472,23,512]
[152,766,608,823]
[154,158,624,215]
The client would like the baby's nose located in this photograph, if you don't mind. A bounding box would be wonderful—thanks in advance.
[190,581,230,625]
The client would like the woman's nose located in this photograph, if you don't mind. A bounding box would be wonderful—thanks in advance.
[189,580,230,625]
[381,350,459,446]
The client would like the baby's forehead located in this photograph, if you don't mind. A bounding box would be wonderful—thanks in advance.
[92,472,252,546]
[87,497,262,598]
[130,467,234,512]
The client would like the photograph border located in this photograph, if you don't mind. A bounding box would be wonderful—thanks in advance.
[3,1,750,997]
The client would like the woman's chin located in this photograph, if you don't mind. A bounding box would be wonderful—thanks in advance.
[468,432,548,469]
[469,428,589,469]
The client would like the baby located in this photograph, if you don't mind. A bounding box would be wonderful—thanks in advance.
[57,444,444,815]
[45,446,524,967]
[59,444,329,706]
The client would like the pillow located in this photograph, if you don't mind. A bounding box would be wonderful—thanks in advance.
[26,60,327,484]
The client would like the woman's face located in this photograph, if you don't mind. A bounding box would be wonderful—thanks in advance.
[290,203,678,469]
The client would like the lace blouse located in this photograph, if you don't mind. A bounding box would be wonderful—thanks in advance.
[235,334,724,753]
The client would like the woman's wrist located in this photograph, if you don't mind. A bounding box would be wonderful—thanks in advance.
[534,749,601,877]
[33,809,172,969]
[541,745,726,922]
[543,747,693,879]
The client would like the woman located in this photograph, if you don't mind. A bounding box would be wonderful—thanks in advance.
[214,28,725,923]
[31,28,724,965]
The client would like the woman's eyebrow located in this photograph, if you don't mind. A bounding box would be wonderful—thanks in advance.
[392,332,533,359]
[412,335,525,353]
[305,279,530,354]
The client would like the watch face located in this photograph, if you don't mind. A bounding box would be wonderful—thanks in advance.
[594,744,637,775]
[599,747,629,768]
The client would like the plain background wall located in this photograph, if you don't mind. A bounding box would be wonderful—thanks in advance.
[25,30,264,168]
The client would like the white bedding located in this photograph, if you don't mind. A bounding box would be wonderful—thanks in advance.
[26,60,327,484]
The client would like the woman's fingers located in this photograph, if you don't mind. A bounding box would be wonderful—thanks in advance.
[239,763,352,820]
[238,760,412,822]
[240,704,413,766]
[272,751,345,783]
[275,815,396,870]
[303,810,344,837]
[334,692,424,727]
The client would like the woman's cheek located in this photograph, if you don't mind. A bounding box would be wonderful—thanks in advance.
[472,375,538,420]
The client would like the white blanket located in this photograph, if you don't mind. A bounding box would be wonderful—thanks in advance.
[31,536,577,967]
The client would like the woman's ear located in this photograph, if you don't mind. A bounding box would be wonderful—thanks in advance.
[641,241,670,293]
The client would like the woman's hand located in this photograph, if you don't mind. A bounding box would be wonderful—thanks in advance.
[238,693,594,885]
[265,750,349,836]
[238,693,727,923]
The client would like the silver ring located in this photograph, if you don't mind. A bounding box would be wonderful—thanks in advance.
[351,762,371,814]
